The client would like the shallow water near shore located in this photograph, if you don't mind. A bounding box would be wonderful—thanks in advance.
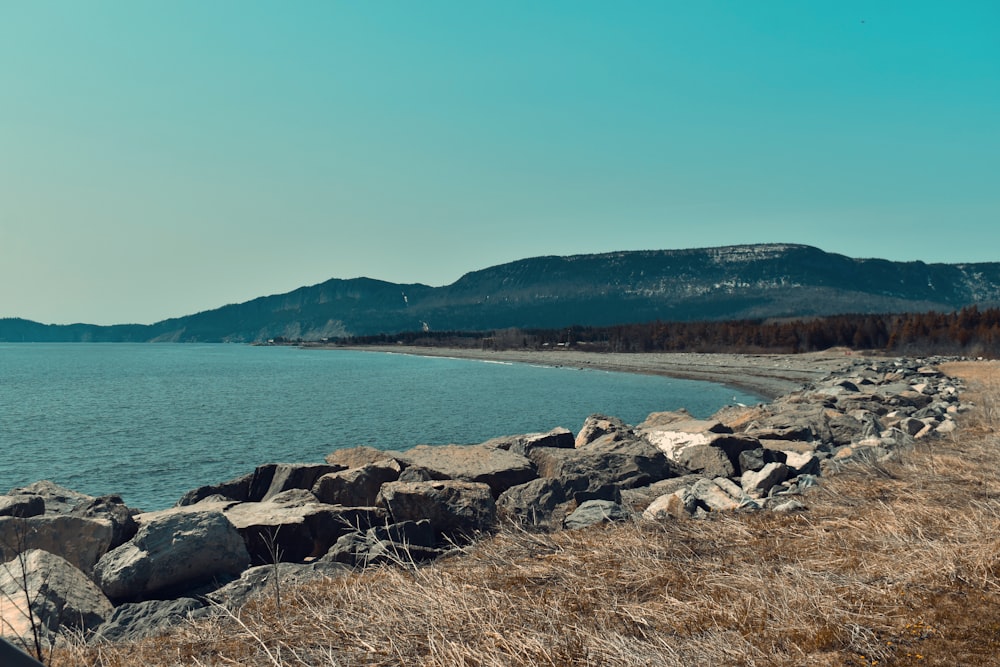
[0,344,760,511]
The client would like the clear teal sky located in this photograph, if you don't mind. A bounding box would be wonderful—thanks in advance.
[2,2,998,325]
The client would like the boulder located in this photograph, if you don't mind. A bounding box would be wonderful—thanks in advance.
[783,451,821,476]
[0,495,44,519]
[91,598,207,642]
[898,417,927,437]
[0,514,114,575]
[936,419,957,435]
[642,488,698,520]
[208,561,352,610]
[620,475,703,510]
[564,500,632,530]
[636,415,750,470]
[737,448,788,474]
[496,478,568,526]
[760,438,814,454]
[69,495,139,550]
[689,478,755,512]
[312,459,402,507]
[825,410,866,447]
[741,462,790,498]
[252,463,346,502]
[575,414,632,448]
[363,520,440,565]
[389,444,536,498]
[483,428,575,456]
[176,471,254,506]
[323,532,370,566]
[222,493,383,564]
[325,446,397,470]
[674,444,735,478]
[376,480,497,539]
[707,435,765,472]
[366,519,436,548]
[745,422,816,444]
[0,549,112,644]
[637,412,732,438]
[397,466,440,483]
[4,481,92,515]
[529,438,678,503]
[317,518,441,567]
[94,510,250,603]
[770,499,808,513]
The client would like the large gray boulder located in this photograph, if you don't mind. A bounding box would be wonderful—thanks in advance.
[737,447,788,474]
[94,510,250,603]
[376,480,497,539]
[0,549,113,645]
[312,459,402,507]
[388,444,536,498]
[674,444,735,478]
[0,514,114,575]
[709,435,767,473]
[529,437,678,503]
[496,478,568,526]
[222,492,383,564]
[4,481,92,515]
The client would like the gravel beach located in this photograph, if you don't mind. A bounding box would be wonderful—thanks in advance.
[325,346,865,399]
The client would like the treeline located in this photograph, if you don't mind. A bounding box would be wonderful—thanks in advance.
[329,306,1000,357]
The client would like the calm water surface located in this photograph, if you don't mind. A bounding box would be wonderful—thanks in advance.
[0,344,759,510]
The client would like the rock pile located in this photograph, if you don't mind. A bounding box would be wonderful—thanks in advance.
[0,356,967,649]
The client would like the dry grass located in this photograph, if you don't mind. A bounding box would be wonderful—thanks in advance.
[52,362,1000,666]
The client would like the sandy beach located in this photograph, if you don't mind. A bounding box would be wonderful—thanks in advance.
[322,345,866,399]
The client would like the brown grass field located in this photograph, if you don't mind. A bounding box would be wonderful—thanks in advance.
[50,361,1000,666]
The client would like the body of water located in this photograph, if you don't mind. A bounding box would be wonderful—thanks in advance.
[0,344,759,510]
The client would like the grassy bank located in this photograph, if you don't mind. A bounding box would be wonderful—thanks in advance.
[53,362,1000,666]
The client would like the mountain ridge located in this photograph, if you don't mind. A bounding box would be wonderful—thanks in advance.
[4,244,1000,342]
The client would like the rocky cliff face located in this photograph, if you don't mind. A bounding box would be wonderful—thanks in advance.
[4,244,1000,342]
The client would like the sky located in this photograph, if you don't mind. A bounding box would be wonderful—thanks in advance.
[2,2,998,325]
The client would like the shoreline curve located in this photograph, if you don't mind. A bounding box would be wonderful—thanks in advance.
[312,345,867,400]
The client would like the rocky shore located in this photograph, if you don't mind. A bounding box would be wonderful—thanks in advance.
[325,345,861,399]
[0,353,969,652]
